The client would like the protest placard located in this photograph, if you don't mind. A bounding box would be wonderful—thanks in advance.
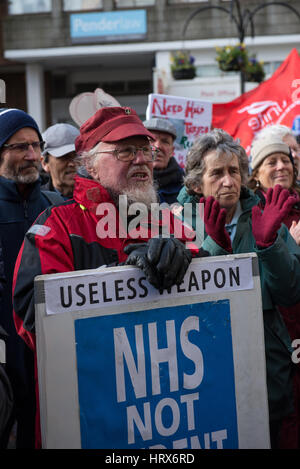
[146,93,212,167]
[35,254,270,449]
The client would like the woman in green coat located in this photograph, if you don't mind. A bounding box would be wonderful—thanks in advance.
[176,128,300,448]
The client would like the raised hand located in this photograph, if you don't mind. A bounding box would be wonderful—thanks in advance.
[289,219,300,246]
[199,196,232,252]
[252,185,298,248]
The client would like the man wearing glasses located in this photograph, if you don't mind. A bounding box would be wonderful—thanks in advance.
[13,106,197,329]
[0,108,60,448]
[12,106,230,447]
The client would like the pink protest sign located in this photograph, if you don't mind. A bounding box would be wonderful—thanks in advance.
[146,93,212,167]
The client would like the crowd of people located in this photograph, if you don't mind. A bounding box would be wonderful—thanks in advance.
[0,104,300,449]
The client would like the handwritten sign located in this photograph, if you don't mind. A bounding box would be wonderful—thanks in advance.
[146,94,212,167]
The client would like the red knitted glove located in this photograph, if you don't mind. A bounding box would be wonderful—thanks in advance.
[200,196,232,253]
[252,185,298,248]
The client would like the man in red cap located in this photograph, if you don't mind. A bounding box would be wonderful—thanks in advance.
[12,106,230,447]
[76,106,159,210]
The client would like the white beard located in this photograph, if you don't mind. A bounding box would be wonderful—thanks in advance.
[106,178,158,210]
[121,184,158,209]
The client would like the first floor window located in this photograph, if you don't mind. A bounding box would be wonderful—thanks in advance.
[8,0,51,14]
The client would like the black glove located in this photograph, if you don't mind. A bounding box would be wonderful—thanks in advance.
[124,237,192,293]
[123,243,158,288]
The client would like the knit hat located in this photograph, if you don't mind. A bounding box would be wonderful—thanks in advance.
[251,135,290,170]
[43,123,79,157]
[0,108,42,150]
[143,118,177,139]
[75,106,155,154]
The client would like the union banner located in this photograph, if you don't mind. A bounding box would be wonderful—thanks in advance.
[212,48,300,155]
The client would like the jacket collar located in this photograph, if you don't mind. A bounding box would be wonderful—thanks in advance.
[73,175,114,210]
[153,157,184,187]
[255,187,300,210]
[239,186,260,213]
[0,175,42,201]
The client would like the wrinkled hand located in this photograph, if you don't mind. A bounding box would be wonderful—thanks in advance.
[199,196,232,253]
[124,237,192,293]
[252,185,297,248]
[290,219,300,246]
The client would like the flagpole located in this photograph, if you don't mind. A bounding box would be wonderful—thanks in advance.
[240,70,245,95]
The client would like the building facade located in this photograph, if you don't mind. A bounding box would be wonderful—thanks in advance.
[1,0,300,130]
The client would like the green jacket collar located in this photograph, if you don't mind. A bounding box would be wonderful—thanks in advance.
[177,185,260,213]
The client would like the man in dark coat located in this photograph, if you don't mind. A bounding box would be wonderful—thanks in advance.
[143,118,184,204]
[0,237,13,448]
[0,108,59,447]
[0,326,13,448]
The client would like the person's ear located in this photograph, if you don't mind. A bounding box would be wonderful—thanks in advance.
[192,183,202,195]
[87,167,97,178]
[41,156,50,173]
[254,178,260,188]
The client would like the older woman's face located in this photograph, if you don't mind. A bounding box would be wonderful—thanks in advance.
[255,152,294,190]
[194,151,242,212]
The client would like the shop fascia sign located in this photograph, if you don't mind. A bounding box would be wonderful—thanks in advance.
[70,9,147,43]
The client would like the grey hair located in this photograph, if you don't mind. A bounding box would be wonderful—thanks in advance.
[184,128,249,195]
[79,144,102,175]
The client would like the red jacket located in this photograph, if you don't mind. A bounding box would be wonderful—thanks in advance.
[13,175,197,352]
[12,175,200,448]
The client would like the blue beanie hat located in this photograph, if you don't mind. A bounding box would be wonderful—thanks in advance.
[0,108,42,150]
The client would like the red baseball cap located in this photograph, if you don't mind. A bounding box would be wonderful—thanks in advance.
[75,106,155,153]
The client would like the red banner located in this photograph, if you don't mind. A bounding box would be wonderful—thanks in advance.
[212,48,300,154]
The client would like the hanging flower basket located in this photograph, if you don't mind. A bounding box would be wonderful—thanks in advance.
[171,50,196,80]
[244,57,265,83]
[215,43,249,72]
[215,44,265,84]
[172,68,196,80]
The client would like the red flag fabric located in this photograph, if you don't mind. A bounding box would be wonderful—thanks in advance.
[212,48,300,155]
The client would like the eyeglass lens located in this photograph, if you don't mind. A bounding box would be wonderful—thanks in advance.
[117,145,155,161]
[5,141,44,153]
